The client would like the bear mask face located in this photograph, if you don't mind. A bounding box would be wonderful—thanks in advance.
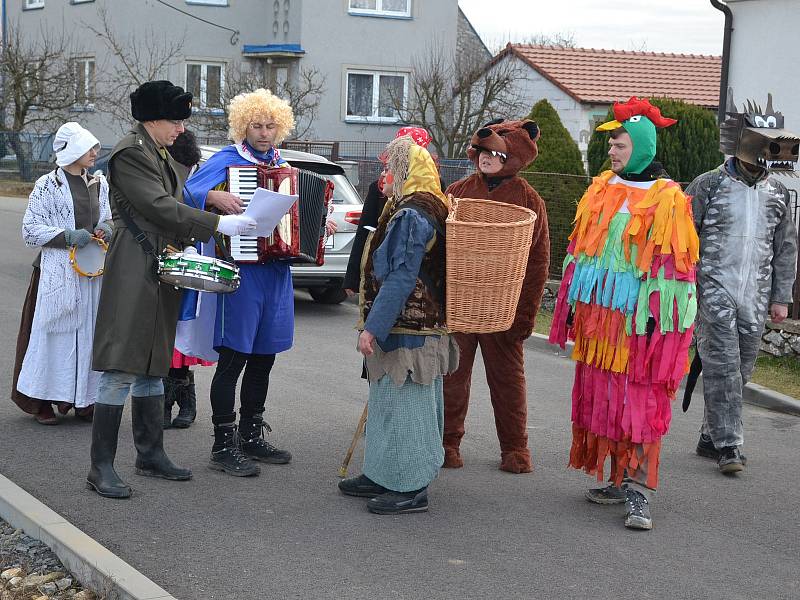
[467,119,540,178]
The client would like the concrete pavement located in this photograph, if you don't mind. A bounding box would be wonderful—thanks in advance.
[1,196,798,599]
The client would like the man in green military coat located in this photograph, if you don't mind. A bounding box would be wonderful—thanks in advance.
[87,80,257,499]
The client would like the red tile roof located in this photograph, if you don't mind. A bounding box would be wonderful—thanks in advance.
[502,44,721,108]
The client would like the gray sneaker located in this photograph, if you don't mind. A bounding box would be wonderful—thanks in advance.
[624,489,653,530]
[585,484,626,505]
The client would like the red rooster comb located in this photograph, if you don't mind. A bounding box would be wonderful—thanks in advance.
[612,97,677,128]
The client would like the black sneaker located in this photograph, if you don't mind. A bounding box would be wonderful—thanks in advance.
[367,488,429,515]
[624,489,653,530]
[718,446,746,474]
[585,484,626,505]
[338,474,388,498]
[696,434,719,460]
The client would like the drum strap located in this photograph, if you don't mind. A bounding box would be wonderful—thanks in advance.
[115,198,160,274]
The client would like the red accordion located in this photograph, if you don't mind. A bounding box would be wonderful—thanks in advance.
[226,165,332,265]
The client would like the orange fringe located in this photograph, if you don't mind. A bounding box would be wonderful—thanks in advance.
[569,423,662,490]
[570,302,630,373]
[569,172,699,276]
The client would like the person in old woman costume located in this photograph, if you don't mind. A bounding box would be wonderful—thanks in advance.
[338,135,459,515]
[13,123,112,425]
[87,81,256,499]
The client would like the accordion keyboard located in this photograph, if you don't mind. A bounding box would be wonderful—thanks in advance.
[227,166,260,263]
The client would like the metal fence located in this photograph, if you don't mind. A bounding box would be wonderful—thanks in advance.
[0,131,55,183]
[4,131,799,317]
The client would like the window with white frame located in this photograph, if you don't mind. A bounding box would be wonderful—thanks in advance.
[186,62,224,110]
[24,0,45,9]
[348,0,410,18]
[346,70,407,122]
[73,58,96,107]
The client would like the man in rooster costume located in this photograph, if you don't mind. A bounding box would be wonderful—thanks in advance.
[549,98,699,530]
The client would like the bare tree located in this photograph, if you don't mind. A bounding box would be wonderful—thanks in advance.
[0,21,81,177]
[516,32,577,48]
[486,31,577,54]
[192,60,327,143]
[388,43,527,159]
[88,4,186,134]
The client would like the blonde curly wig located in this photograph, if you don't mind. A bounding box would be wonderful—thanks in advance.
[227,88,295,144]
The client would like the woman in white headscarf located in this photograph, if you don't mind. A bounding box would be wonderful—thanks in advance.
[12,122,112,425]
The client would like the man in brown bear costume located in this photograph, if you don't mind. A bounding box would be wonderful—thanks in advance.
[443,118,550,473]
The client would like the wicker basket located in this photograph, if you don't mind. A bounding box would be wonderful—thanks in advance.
[445,197,537,333]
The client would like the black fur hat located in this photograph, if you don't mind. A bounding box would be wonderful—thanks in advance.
[130,80,193,122]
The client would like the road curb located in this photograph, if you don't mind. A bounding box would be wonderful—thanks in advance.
[0,473,178,600]
[525,332,800,416]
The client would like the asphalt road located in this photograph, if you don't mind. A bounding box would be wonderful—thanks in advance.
[0,195,798,600]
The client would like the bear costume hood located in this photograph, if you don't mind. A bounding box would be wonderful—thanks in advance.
[467,118,541,178]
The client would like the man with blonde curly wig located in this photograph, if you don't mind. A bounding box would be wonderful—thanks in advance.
[184,88,296,477]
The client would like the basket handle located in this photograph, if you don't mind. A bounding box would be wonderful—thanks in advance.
[446,194,458,221]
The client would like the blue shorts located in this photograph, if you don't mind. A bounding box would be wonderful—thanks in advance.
[214,262,294,355]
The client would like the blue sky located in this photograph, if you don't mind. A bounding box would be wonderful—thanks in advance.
[458,0,725,56]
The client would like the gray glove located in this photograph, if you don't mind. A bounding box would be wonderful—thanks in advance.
[64,228,92,248]
[96,221,113,241]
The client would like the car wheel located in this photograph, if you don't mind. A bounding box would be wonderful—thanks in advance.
[308,285,348,305]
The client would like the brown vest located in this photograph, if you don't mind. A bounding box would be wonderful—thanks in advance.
[360,192,448,334]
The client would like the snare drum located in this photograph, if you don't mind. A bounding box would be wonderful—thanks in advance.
[69,237,108,278]
[158,251,240,293]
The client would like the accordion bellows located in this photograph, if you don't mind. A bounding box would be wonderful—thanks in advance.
[445,197,537,333]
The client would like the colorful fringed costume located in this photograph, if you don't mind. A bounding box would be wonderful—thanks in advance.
[549,167,699,490]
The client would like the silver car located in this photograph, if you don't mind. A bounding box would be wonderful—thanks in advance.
[199,145,363,304]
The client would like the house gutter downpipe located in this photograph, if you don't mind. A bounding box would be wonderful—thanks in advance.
[710,0,733,124]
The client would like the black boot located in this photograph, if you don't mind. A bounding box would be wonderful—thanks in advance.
[131,395,192,481]
[162,376,183,429]
[239,414,292,464]
[86,404,131,499]
[208,421,260,477]
[171,371,197,429]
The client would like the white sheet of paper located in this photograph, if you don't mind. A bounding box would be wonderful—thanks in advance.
[243,187,298,237]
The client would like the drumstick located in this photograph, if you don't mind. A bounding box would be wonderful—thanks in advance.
[339,403,368,478]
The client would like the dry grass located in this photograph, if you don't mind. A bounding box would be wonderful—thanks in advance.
[750,354,800,400]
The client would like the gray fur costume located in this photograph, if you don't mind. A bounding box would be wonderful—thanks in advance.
[688,158,797,448]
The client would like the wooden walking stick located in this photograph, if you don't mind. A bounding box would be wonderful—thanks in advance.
[339,403,368,478]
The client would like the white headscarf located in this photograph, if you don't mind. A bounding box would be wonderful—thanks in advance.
[53,122,100,168]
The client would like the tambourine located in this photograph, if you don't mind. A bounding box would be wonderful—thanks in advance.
[69,236,108,278]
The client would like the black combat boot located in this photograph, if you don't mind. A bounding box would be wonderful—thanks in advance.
[86,404,132,499]
[131,395,192,481]
[171,371,197,429]
[209,421,260,477]
[239,413,292,464]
